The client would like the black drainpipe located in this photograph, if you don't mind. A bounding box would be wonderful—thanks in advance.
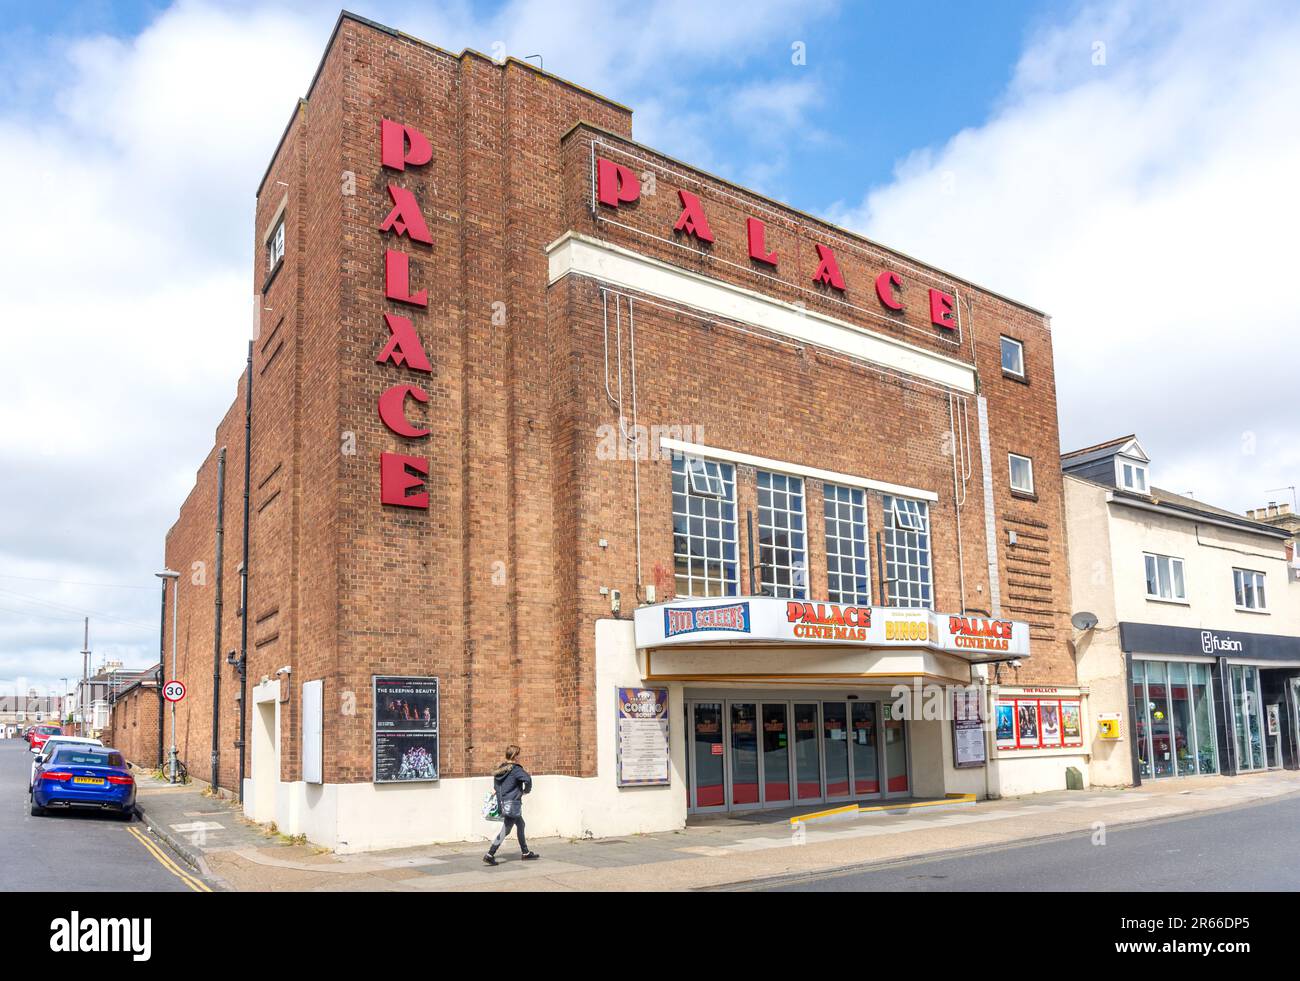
[211,447,226,788]
[237,342,252,801]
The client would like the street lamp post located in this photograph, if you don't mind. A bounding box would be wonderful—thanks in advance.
[155,569,180,783]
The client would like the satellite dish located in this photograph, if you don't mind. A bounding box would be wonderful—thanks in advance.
[1071,611,1099,631]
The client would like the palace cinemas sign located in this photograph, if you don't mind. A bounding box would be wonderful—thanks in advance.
[596,157,958,329]
[376,117,436,508]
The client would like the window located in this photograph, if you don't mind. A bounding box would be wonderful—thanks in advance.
[1143,553,1186,601]
[1233,568,1267,611]
[672,456,738,597]
[1008,454,1034,494]
[824,484,870,605]
[1000,336,1024,377]
[267,217,285,272]
[883,495,932,608]
[757,471,807,599]
[1116,457,1148,492]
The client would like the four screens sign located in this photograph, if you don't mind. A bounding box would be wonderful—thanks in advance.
[373,676,439,783]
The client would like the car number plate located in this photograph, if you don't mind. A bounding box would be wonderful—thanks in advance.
[73,776,104,785]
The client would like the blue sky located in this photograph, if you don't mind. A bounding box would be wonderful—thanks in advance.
[1,0,1298,691]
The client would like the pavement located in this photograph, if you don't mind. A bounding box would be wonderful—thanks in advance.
[130,765,1300,892]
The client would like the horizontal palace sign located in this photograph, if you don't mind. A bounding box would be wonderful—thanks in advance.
[633,596,1030,661]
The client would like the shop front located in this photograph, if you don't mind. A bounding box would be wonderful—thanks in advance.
[635,597,1030,814]
[1120,622,1300,780]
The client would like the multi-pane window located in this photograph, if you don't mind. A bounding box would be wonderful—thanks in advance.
[1144,553,1186,601]
[1117,458,1148,492]
[757,471,807,599]
[1233,568,1267,611]
[1000,336,1024,377]
[824,484,870,605]
[1008,454,1034,494]
[882,496,932,608]
[268,217,286,272]
[672,455,738,597]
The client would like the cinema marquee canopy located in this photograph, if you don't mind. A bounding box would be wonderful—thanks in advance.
[633,596,1031,663]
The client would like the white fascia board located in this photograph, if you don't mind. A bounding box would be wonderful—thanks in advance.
[659,436,939,502]
[546,232,977,395]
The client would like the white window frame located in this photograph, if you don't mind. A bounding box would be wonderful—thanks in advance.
[824,483,870,606]
[1143,552,1187,603]
[882,495,933,609]
[268,217,286,272]
[1233,568,1267,612]
[757,470,808,600]
[1008,453,1034,495]
[1115,456,1148,493]
[672,456,739,598]
[1000,336,1025,378]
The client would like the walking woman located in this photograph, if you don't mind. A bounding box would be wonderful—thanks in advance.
[484,745,540,865]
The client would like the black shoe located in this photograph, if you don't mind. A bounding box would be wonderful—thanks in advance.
[521,851,540,861]
[483,853,498,866]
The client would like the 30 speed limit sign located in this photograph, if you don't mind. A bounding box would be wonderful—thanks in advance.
[163,680,186,703]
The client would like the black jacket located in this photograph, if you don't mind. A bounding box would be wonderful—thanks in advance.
[493,762,532,805]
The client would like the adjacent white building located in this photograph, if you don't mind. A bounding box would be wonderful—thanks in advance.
[1063,436,1300,786]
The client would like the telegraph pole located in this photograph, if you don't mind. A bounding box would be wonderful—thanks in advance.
[80,617,89,737]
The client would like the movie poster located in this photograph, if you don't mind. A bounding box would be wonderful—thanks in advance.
[1040,700,1062,746]
[1016,700,1040,748]
[952,689,987,768]
[1061,702,1082,745]
[373,676,439,783]
[996,702,1017,750]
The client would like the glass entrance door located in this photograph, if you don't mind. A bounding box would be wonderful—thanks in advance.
[760,703,792,805]
[850,701,880,797]
[730,702,761,807]
[883,704,910,796]
[792,703,822,801]
[823,701,850,799]
[690,702,726,811]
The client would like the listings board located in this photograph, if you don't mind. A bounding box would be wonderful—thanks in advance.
[616,687,671,786]
[373,676,439,783]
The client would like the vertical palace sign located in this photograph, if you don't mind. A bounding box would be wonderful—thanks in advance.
[376,117,436,508]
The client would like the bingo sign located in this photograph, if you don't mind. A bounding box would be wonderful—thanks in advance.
[615,687,670,787]
[373,676,439,784]
[163,680,186,703]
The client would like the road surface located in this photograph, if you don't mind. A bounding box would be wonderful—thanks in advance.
[756,792,1300,891]
[0,738,210,891]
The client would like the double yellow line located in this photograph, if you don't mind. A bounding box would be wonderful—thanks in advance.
[126,825,213,893]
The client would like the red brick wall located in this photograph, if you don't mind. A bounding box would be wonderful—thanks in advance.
[163,13,1074,796]
[105,686,162,770]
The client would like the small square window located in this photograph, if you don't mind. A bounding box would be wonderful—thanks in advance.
[1000,336,1025,377]
[1009,453,1034,494]
[1116,457,1148,492]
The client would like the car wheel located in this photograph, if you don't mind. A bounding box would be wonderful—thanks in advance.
[118,807,135,822]
[30,799,44,817]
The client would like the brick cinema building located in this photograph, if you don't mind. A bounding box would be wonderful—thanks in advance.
[162,12,1084,852]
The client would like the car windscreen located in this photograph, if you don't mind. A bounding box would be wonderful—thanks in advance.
[49,749,125,768]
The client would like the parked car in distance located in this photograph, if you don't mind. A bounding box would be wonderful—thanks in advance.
[29,725,63,753]
[30,736,103,790]
[30,746,135,819]
[22,726,35,743]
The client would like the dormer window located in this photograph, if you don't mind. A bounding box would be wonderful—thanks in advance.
[1117,457,1147,493]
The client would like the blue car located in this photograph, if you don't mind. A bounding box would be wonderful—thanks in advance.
[30,745,136,820]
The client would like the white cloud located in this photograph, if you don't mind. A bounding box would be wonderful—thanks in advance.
[0,0,827,692]
[830,0,1300,512]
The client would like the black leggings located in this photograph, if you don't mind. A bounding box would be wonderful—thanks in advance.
[488,814,528,855]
